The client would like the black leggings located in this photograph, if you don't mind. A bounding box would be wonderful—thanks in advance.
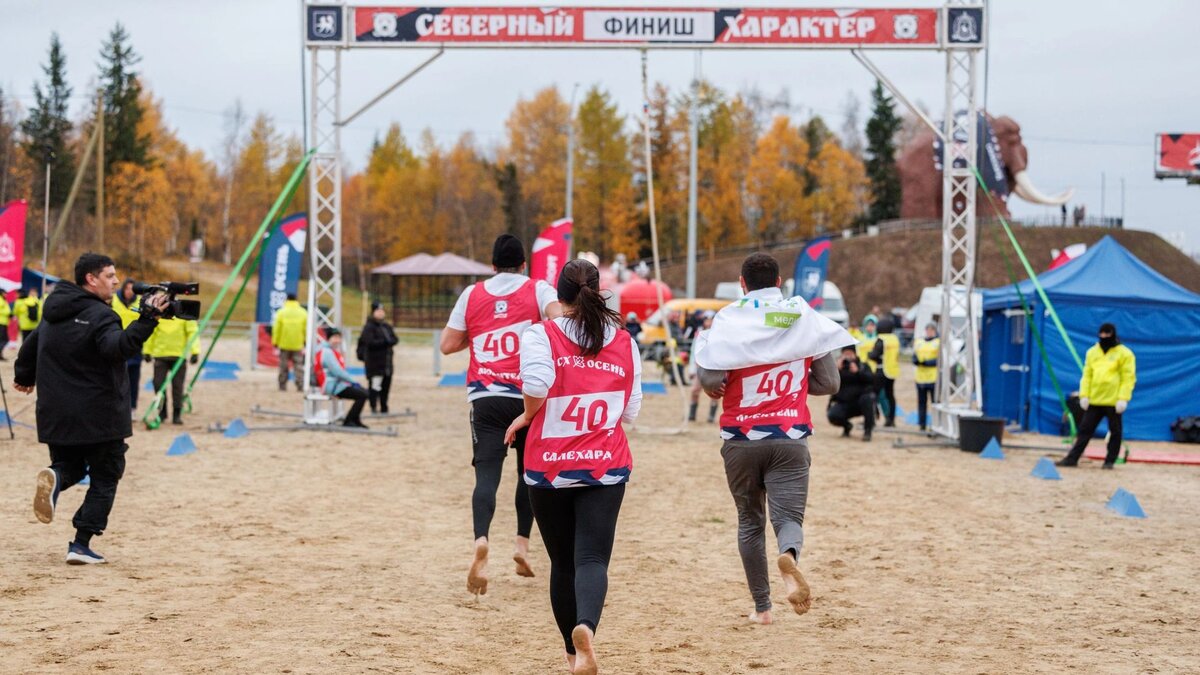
[529,484,626,655]
[471,397,533,540]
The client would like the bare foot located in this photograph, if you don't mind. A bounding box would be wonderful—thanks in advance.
[571,625,598,675]
[748,610,774,625]
[467,539,489,596]
[777,553,812,615]
[513,535,535,577]
[564,651,576,673]
[513,552,536,577]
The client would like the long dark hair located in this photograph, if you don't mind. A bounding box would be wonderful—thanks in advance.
[557,259,621,356]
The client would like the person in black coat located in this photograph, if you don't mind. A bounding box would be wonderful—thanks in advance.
[827,345,877,441]
[358,302,399,414]
[14,253,166,565]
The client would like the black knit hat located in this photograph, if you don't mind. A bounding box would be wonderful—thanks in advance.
[1099,322,1116,336]
[492,234,526,268]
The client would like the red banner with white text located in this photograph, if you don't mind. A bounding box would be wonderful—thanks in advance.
[530,218,573,288]
[347,7,944,48]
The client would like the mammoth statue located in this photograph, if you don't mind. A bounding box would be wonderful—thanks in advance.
[897,115,1073,220]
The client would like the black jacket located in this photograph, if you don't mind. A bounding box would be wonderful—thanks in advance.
[832,359,875,404]
[358,318,398,375]
[14,282,158,445]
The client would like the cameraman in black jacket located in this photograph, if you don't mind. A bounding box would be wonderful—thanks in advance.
[14,253,167,565]
[827,345,877,442]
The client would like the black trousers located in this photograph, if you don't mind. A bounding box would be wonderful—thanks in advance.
[828,393,876,432]
[916,383,936,428]
[127,358,142,409]
[336,384,368,424]
[1063,405,1124,465]
[470,397,533,540]
[529,484,626,655]
[152,357,187,417]
[876,375,896,424]
[366,370,393,413]
[48,440,128,537]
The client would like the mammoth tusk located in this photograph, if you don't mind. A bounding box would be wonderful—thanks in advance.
[1013,170,1074,205]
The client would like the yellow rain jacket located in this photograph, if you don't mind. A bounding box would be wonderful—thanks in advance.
[144,318,201,359]
[913,337,940,385]
[15,295,41,331]
[870,333,902,380]
[272,299,308,352]
[112,294,140,329]
[0,297,11,327]
[1079,343,1135,407]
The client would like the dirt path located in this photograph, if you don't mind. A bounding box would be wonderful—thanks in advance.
[1,341,1197,673]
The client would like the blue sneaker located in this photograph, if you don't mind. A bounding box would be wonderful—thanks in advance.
[34,468,59,524]
[66,542,107,565]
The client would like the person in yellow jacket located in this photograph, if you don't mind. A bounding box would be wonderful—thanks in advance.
[112,280,144,415]
[272,293,308,392]
[868,317,902,427]
[15,288,42,339]
[1058,323,1136,469]
[0,293,11,361]
[912,323,940,431]
[143,315,201,425]
[854,315,877,367]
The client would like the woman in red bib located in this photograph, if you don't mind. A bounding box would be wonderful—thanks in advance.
[505,259,641,675]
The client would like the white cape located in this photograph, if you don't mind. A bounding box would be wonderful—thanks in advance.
[693,294,857,371]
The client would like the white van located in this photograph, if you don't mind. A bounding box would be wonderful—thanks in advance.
[778,278,850,327]
[914,285,982,351]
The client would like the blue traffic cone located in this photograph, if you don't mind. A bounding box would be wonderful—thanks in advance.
[167,433,197,456]
[1030,457,1061,480]
[979,437,1005,460]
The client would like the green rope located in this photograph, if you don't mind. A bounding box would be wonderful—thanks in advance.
[971,166,1078,438]
[143,150,314,428]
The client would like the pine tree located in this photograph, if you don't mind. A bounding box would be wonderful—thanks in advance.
[21,33,75,208]
[99,23,150,171]
[864,80,902,223]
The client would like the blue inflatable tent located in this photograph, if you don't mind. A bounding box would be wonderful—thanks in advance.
[981,236,1200,441]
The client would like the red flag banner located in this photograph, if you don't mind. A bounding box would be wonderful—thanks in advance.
[0,200,27,294]
[530,218,573,287]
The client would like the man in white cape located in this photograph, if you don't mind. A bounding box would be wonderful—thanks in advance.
[694,252,855,624]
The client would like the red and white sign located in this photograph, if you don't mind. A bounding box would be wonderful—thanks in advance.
[530,217,572,287]
[0,200,27,293]
[349,7,942,48]
[1155,134,1200,180]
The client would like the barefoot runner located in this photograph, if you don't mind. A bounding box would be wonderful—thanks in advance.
[694,253,853,624]
[441,234,561,595]
[505,259,641,674]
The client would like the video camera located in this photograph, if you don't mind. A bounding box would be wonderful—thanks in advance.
[132,281,201,321]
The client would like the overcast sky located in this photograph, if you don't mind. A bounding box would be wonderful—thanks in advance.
[5,0,1198,255]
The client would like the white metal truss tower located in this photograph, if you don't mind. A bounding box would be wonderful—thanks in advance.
[934,0,984,436]
[303,46,344,423]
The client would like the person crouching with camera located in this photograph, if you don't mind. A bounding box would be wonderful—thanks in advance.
[14,253,168,565]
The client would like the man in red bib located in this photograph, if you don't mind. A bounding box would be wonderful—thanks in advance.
[697,253,846,625]
[441,234,561,596]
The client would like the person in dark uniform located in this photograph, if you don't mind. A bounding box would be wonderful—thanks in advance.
[827,345,876,441]
[358,302,398,414]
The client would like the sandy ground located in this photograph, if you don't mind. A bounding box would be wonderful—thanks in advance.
[2,338,1198,674]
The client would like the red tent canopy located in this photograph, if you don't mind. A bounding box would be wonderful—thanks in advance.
[618,277,673,320]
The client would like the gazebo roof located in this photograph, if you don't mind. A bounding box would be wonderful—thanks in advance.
[370,252,494,276]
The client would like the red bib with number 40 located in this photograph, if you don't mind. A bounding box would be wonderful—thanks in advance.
[524,321,634,489]
[465,279,540,398]
[720,358,813,441]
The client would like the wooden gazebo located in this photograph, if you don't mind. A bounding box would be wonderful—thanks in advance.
[370,253,494,328]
